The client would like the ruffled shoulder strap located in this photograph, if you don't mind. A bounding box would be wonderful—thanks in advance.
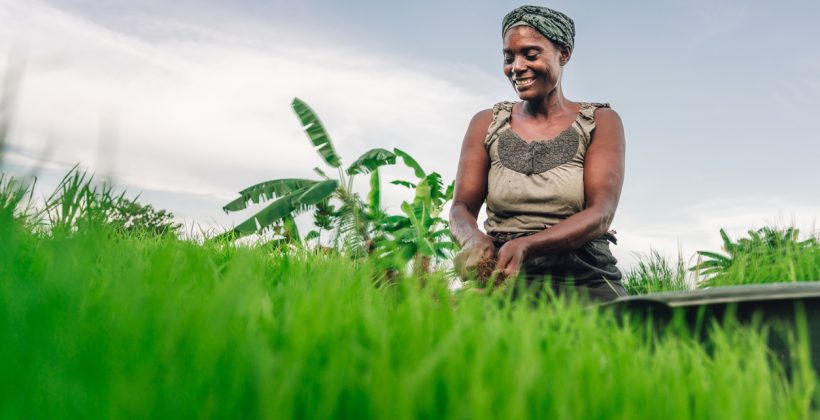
[484,101,514,149]
[576,102,610,145]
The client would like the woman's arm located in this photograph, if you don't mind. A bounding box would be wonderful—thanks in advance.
[495,107,626,276]
[449,109,495,275]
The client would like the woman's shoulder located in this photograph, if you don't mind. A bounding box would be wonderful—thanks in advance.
[577,102,620,124]
[590,104,621,127]
[470,101,514,120]
[578,101,612,114]
[465,102,515,148]
[467,108,493,133]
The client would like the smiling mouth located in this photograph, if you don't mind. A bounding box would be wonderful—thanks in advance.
[513,78,535,88]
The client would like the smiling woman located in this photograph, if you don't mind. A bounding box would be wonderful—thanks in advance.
[449,5,626,302]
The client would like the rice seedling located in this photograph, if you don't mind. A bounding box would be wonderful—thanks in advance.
[1,187,817,418]
[624,248,689,294]
[691,227,820,287]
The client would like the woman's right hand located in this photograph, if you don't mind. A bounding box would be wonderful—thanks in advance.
[453,233,496,279]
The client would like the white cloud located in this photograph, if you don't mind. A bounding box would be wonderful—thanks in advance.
[3,0,816,271]
[1,0,498,224]
[611,196,818,271]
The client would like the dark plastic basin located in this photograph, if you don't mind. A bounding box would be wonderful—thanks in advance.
[606,282,820,373]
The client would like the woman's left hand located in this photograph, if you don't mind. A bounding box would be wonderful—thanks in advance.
[495,237,533,279]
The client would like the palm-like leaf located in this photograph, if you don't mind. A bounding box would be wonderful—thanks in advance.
[696,251,731,263]
[393,148,425,178]
[443,181,454,201]
[292,97,341,168]
[294,180,338,206]
[312,199,335,230]
[719,229,735,253]
[224,190,303,239]
[223,178,317,212]
[346,148,397,175]
[391,180,416,189]
[335,201,368,257]
[221,180,337,241]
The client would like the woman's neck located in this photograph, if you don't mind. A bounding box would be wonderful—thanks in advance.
[521,86,571,118]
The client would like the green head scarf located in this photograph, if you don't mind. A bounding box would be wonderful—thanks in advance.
[502,5,575,51]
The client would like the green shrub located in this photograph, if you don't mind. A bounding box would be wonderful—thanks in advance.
[691,227,820,287]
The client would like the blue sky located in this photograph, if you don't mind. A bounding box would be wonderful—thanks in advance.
[2,0,818,267]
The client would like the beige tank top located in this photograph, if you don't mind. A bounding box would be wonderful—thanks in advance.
[484,101,609,235]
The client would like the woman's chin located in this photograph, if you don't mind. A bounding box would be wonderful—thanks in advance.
[515,90,539,101]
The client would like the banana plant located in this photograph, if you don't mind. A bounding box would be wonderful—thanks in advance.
[219,98,423,257]
[371,165,456,275]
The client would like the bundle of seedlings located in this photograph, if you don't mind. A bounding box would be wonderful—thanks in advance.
[476,255,508,289]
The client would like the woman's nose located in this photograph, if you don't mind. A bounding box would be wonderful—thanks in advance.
[512,57,527,73]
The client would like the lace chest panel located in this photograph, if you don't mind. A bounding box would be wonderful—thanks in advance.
[496,127,580,175]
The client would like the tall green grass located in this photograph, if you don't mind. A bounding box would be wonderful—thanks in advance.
[1,207,816,418]
[625,228,820,293]
[2,166,819,418]
[623,248,689,294]
[693,228,820,287]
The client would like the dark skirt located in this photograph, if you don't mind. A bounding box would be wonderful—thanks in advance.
[490,231,627,303]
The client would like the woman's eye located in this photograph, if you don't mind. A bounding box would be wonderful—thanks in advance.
[526,54,539,61]
[504,56,513,64]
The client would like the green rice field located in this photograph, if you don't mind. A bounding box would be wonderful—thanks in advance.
[2,194,819,419]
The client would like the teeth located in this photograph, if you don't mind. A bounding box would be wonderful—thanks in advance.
[514,78,534,86]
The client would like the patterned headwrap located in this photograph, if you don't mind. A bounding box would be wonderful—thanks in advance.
[502,5,575,51]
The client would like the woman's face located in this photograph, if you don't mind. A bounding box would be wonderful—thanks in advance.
[502,26,570,101]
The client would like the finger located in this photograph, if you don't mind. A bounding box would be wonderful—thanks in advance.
[453,252,466,271]
[465,252,484,268]
[453,250,464,267]
[510,253,522,273]
[506,260,520,278]
[495,250,510,271]
[500,254,521,278]
[483,243,496,259]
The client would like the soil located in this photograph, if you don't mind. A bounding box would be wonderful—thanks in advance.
[476,256,508,288]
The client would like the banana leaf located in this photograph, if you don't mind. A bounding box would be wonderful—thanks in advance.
[223,178,316,212]
[401,201,436,256]
[413,177,433,209]
[444,181,455,201]
[292,97,341,168]
[294,180,338,206]
[368,169,381,217]
[391,180,416,189]
[393,148,425,178]
[313,167,329,179]
[430,229,452,239]
[223,187,307,239]
[346,148,396,175]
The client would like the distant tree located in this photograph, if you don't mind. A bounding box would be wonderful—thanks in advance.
[109,197,182,236]
[43,165,182,237]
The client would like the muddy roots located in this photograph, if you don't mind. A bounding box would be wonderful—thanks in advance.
[476,256,508,288]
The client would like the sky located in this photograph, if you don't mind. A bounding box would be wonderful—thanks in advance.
[1,0,818,268]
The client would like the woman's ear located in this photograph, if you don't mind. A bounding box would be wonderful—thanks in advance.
[560,47,572,66]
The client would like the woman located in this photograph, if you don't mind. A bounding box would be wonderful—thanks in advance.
[449,5,627,302]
